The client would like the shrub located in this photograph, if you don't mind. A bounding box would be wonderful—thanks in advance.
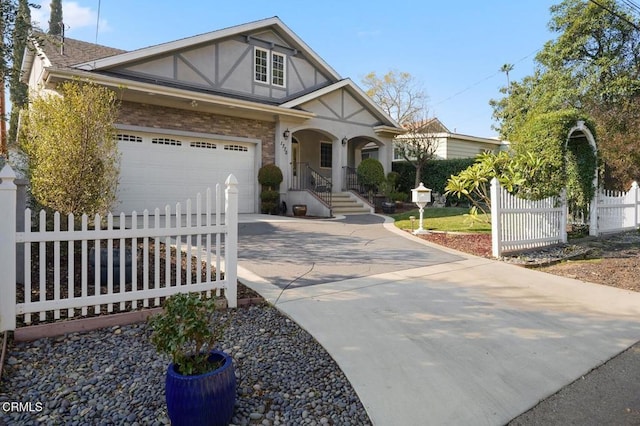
[357,158,385,192]
[393,158,476,195]
[260,189,279,214]
[258,164,283,190]
[148,293,225,376]
[20,80,120,216]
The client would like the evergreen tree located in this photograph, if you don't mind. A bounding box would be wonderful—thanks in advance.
[0,0,21,156]
[48,0,62,35]
[7,0,30,147]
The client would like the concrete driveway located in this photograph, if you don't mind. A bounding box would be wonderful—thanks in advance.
[237,214,640,425]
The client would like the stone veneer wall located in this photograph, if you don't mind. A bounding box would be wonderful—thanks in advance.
[117,102,276,164]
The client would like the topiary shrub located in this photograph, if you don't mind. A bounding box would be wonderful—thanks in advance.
[357,158,385,193]
[258,164,283,190]
[258,164,283,214]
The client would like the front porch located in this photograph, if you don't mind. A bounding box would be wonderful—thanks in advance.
[281,129,386,216]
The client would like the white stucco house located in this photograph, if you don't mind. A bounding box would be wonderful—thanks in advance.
[21,17,404,216]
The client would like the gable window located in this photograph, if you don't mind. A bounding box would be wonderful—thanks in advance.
[272,52,285,87]
[320,142,332,168]
[253,46,286,88]
[254,47,268,83]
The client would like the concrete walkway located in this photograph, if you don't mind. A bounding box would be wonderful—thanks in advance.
[237,214,640,425]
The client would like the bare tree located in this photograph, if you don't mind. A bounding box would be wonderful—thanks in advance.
[395,118,441,187]
[362,70,439,187]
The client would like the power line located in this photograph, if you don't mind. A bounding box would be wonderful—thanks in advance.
[433,48,540,107]
[589,0,640,30]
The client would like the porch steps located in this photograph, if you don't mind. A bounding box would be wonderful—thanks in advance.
[331,192,373,215]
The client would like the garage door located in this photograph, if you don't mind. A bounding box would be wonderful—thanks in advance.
[113,131,256,214]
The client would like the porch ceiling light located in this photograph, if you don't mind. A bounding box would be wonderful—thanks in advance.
[283,129,290,140]
[342,137,348,146]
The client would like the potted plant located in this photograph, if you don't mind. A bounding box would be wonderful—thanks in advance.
[148,292,236,426]
[258,164,283,214]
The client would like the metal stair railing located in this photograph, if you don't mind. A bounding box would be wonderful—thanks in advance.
[291,162,332,206]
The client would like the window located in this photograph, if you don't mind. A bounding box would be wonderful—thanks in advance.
[254,47,286,88]
[117,134,142,143]
[190,141,217,149]
[224,144,248,152]
[320,142,332,168]
[152,137,181,146]
[272,52,285,87]
[254,47,268,83]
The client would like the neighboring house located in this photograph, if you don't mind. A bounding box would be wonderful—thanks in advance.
[386,118,509,161]
[21,17,403,216]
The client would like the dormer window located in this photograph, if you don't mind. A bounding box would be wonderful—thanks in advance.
[254,47,286,88]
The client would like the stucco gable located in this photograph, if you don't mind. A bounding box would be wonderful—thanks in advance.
[281,79,402,130]
[63,18,340,104]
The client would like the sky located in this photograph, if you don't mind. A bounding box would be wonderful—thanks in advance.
[29,0,561,138]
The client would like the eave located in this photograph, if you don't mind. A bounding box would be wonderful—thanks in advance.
[43,68,315,123]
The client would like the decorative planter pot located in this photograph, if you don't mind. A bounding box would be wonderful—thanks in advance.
[165,350,236,426]
[292,204,307,216]
[381,201,396,214]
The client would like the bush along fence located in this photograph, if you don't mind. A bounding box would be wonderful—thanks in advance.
[0,164,238,333]
[491,177,640,257]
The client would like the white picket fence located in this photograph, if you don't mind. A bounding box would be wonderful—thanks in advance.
[0,164,238,333]
[491,178,567,257]
[596,182,640,234]
[491,177,640,257]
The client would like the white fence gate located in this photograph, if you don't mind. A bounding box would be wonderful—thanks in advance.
[596,182,640,234]
[491,177,640,257]
[0,164,238,333]
[491,178,567,257]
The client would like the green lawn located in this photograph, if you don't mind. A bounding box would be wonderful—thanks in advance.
[391,207,491,233]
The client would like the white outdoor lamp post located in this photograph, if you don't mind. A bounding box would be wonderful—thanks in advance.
[411,182,432,234]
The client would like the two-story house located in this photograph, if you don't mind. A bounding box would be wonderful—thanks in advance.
[21,17,403,216]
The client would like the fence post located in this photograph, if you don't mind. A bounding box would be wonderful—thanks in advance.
[0,165,17,332]
[589,188,599,236]
[224,174,238,309]
[633,181,639,229]
[490,177,501,258]
[560,188,568,243]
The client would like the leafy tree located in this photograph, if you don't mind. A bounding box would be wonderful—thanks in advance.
[491,0,640,188]
[445,151,551,222]
[48,0,62,35]
[361,70,438,187]
[7,0,30,147]
[20,80,120,216]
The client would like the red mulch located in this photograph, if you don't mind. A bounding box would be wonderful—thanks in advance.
[414,232,493,257]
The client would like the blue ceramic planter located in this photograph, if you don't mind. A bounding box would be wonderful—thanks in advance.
[165,350,236,426]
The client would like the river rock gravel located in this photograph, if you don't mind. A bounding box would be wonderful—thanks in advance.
[0,305,371,426]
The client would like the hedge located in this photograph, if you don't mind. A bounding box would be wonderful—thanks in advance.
[392,158,476,195]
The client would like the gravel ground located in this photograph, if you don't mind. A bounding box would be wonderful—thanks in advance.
[0,305,371,426]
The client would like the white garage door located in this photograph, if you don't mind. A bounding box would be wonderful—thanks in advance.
[114,131,256,214]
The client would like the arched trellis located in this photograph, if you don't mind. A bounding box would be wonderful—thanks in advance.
[564,120,599,236]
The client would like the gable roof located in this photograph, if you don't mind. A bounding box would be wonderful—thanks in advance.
[73,17,342,82]
[280,79,402,130]
[23,32,125,71]
[22,17,401,130]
